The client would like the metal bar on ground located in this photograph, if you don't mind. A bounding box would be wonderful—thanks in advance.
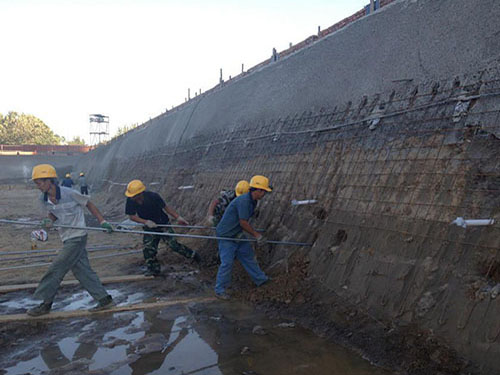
[0,250,142,272]
[1,247,136,262]
[0,245,132,256]
[0,296,217,323]
[0,274,154,294]
[0,219,313,247]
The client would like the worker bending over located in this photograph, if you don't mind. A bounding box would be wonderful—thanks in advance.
[125,180,201,276]
[27,164,114,316]
[214,175,271,300]
[207,180,250,226]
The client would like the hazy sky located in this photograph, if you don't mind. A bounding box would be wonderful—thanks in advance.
[0,0,368,144]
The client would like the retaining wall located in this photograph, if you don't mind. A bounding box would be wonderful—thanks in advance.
[75,0,500,372]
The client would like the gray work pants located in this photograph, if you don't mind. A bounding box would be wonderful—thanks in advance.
[33,235,108,303]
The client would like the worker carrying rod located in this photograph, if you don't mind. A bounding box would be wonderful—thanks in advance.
[25,164,114,317]
[214,175,273,300]
[124,179,201,276]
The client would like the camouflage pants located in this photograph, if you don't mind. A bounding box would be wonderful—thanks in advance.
[143,227,195,273]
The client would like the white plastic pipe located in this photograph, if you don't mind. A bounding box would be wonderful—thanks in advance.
[451,217,495,228]
[291,199,318,206]
[178,185,194,190]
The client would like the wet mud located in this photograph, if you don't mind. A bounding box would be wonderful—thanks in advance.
[0,186,481,375]
[0,280,390,375]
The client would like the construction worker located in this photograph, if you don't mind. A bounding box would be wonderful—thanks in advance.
[207,180,250,226]
[27,164,114,316]
[214,175,271,300]
[125,179,201,276]
[79,172,88,195]
[60,173,74,188]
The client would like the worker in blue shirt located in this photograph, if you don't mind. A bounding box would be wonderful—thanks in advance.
[60,173,74,188]
[214,175,271,300]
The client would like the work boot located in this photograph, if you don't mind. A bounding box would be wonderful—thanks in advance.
[89,295,114,312]
[144,268,161,277]
[257,277,272,287]
[27,301,52,317]
[215,292,231,301]
[191,251,202,265]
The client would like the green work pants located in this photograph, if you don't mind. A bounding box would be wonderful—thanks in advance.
[143,227,195,273]
[33,235,108,303]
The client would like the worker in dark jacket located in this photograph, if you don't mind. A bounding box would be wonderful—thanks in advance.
[60,173,74,188]
[125,180,201,276]
[214,175,271,300]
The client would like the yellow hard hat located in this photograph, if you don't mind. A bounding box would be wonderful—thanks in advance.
[249,175,272,192]
[235,180,250,196]
[32,164,57,180]
[125,179,146,197]
[65,173,71,178]
[80,172,84,176]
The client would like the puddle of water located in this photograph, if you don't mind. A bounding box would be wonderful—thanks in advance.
[0,295,39,311]
[5,355,48,375]
[0,288,129,314]
[120,291,145,306]
[2,298,391,375]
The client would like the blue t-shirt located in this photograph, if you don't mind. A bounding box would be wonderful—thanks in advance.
[61,178,73,187]
[216,192,256,238]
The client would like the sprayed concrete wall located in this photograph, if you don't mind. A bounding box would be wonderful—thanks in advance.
[75,0,500,372]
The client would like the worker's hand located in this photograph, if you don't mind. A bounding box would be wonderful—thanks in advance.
[144,220,157,229]
[255,234,267,245]
[40,218,53,229]
[177,216,189,226]
[100,221,114,233]
[207,215,216,226]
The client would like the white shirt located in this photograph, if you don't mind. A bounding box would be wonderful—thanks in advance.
[39,186,90,242]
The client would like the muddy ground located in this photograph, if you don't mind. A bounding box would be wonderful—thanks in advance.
[0,186,475,374]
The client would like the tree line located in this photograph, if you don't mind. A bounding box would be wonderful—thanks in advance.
[0,111,85,145]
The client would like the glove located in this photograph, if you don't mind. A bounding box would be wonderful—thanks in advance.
[177,216,189,226]
[100,221,114,233]
[40,218,53,229]
[144,220,157,229]
[255,234,267,245]
[207,215,216,226]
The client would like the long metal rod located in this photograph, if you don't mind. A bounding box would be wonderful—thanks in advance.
[0,245,131,256]
[0,250,142,272]
[0,219,313,247]
[1,247,135,262]
[109,221,265,232]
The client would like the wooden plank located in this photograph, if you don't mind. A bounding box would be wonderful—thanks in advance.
[0,274,155,294]
[0,296,217,323]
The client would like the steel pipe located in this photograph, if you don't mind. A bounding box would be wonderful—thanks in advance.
[109,221,265,232]
[0,219,312,247]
